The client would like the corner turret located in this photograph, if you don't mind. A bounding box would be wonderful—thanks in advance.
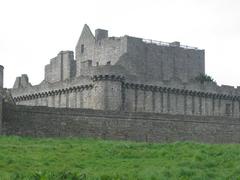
[0,65,4,134]
[0,65,3,89]
[95,29,108,41]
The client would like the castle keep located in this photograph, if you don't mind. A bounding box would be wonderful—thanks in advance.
[11,24,240,117]
[1,24,240,143]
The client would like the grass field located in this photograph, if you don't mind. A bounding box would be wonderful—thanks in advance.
[0,136,240,179]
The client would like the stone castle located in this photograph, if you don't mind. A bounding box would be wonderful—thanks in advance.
[11,24,240,117]
[1,24,240,143]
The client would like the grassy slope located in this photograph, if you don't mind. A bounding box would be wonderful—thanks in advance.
[0,136,240,179]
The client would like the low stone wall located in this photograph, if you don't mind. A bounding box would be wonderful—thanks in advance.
[2,103,240,143]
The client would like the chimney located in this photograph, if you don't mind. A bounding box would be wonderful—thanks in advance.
[95,29,108,41]
[170,41,180,47]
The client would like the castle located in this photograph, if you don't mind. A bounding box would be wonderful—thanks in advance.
[11,24,240,117]
[1,24,240,143]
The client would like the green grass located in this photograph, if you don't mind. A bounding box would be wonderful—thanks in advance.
[0,136,240,179]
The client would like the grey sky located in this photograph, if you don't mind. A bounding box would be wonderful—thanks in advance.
[0,0,240,88]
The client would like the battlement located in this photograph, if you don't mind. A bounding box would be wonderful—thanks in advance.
[142,39,201,50]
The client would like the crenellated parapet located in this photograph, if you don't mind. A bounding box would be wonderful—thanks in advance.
[123,82,240,101]
[11,71,240,117]
[91,75,125,82]
[13,84,93,103]
[90,74,125,111]
[121,81,240,117]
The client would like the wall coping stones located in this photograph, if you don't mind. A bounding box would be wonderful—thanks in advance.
[4,103,240,123]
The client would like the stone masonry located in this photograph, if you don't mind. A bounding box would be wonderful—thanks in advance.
[10,24,240,118]
[3,103,240,143]
[0,65,3,134]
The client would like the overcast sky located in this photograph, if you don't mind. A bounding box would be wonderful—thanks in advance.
[0,0,240,88]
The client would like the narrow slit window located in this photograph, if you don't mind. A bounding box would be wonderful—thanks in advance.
[226,104,231,116]
[81,44,84,53]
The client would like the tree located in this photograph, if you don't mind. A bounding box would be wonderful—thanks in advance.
[194,73,215,84]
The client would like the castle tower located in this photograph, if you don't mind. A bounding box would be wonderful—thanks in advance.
[0,65,3,88]
[91,75,124,111]
[0,65,3,135]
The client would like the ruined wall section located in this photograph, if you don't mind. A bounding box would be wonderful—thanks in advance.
[45,51,76,83]
[13,74,31,89]
[3,103,240,143]
[75,25,96,76]
[76,36,128,76]
[75,25,128,77]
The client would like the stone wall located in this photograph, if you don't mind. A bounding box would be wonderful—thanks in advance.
[2,103,240,143]
[12,75,240,118]
[123,83,240,118]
